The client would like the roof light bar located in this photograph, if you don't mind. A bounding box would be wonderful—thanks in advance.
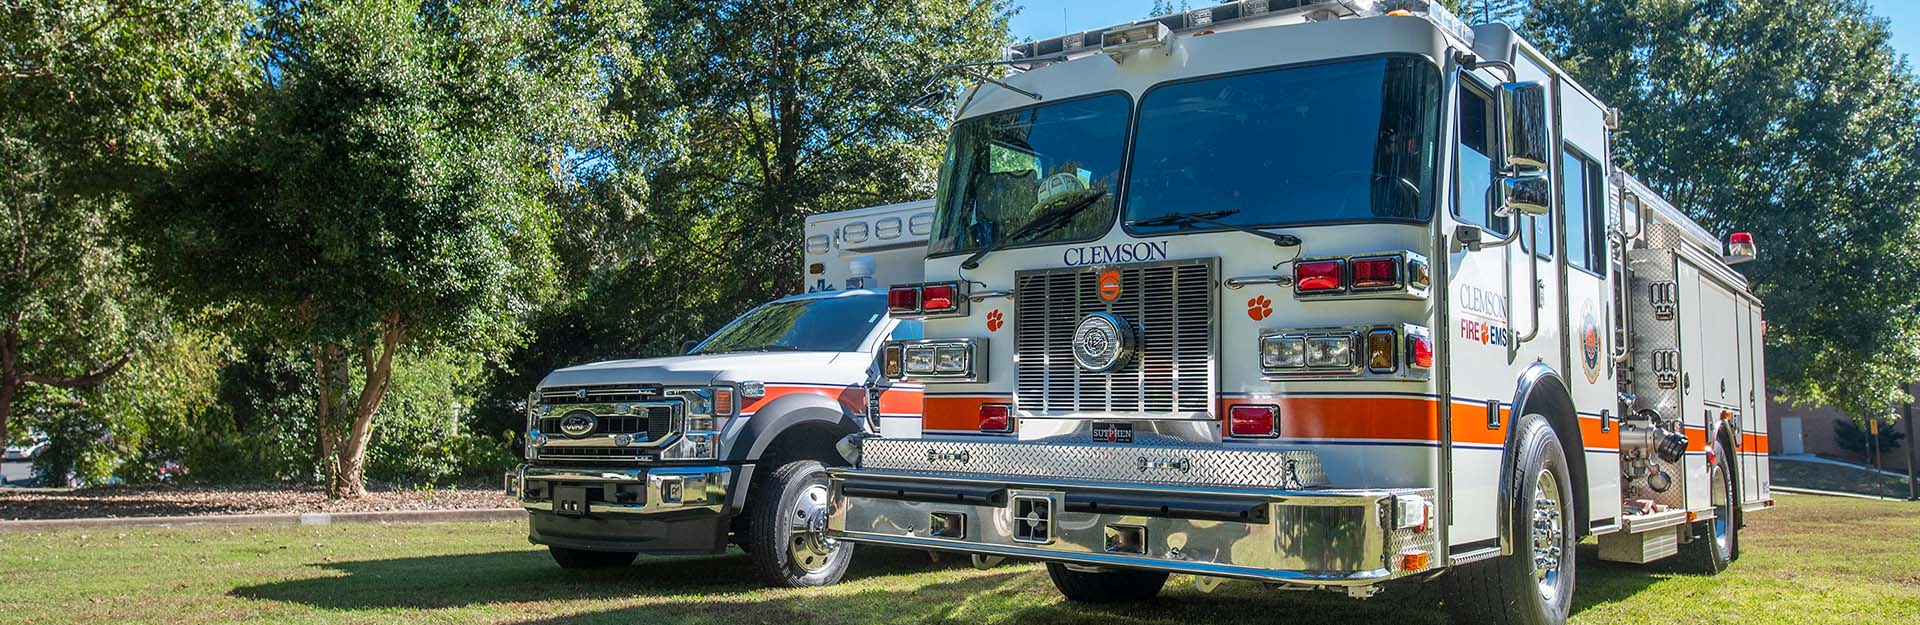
[1008,0,1472,63]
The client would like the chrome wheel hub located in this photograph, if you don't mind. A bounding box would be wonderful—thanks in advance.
[1711,459,1732,555]
[1530,468,1567,602]
[788,483,838,573]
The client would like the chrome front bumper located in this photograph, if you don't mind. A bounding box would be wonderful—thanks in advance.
[508,464,730,516]
[825,438,1437,586]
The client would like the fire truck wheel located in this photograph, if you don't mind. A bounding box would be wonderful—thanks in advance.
[1444,415,1575,625]
[1676,447,1737,574]
[748,459,854,587]
[1045,563,1168,603]
[547,546,637,569]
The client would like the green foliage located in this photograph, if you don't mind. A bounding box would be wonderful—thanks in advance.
[126,0,650,495]
[0,0,255,449]
[473,0,1014,426]
[1523,0,1920,424]
[1148,0,1192,17]
[1439,0,1529,25]
[1832,418,1905,455]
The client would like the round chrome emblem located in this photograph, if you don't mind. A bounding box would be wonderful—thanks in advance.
[557,410,598,438]
[1073,312,1136,373]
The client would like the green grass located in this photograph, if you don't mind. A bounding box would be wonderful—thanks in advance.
[1,494,1915,624]
[1774,458,1916,498]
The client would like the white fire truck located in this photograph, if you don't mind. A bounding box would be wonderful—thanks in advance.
[826,3,1773,623]
[507,200,931,587]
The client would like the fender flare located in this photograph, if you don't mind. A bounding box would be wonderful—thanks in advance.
[1496,363,1590,554]
[723,391,862,511]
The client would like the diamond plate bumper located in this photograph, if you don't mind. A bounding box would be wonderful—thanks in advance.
[828,438,1437,585]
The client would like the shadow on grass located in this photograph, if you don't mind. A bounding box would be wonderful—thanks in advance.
[231,546,965,611]
[234,542,1666,624]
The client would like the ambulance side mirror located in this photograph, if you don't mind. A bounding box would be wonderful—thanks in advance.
[1499,81,1551,174]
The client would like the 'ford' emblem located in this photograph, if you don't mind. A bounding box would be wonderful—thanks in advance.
[558,410,597,438]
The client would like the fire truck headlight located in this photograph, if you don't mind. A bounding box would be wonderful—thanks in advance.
[904,345,936,374]
[1306,336,1354,369]
[1260,336,1306,370]
[934,344,968,373]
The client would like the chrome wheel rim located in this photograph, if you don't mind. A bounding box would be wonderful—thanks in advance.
[1530,468,1568,602]
[788,483,838,573]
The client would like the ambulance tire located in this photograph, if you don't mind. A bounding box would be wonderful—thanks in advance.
[1444,415,1576,625]
[748,459,855,587]
[1676,449,1737,574]
[1046,563,1168,604]
[548,546,637,569]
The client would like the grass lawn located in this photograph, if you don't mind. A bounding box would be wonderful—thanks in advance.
[1774,458,1916,498]
[2,493,1915,624]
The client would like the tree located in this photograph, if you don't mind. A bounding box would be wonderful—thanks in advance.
[1148,0,1191,17]
[128,0,647,498]
[1439,0,1529,25]
[0,1,256,448]
[1524,0,1920,424]
[1833,418,1904,458]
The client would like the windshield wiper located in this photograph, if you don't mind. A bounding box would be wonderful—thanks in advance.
[1126,209,1302,247]
[960,189,1110,270]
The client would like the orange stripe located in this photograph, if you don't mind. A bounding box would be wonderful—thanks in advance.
[738,384,923,418]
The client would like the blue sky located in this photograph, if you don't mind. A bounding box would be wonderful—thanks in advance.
[1010,1,1920,63]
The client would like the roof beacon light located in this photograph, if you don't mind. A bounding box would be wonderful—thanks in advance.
[1725,232,1756,264]
[1101,22,1172,63]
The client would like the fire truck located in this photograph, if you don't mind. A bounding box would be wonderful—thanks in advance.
[507,200,930,587]
[825,2,1773,623]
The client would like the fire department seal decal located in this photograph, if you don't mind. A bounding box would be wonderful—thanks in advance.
[1097,269,1122,302]
[1579,302,1602,384]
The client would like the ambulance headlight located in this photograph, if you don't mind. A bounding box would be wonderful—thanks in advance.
[904,345,935,374]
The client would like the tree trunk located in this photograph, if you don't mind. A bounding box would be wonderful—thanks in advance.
[320,314,404,499]
[0,330,15,448]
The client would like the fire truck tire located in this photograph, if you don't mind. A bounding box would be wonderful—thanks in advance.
[748,459,854,587]
[1676,448,1737,574]
[547,546,637,569]
[1443,415,1575,625]
[1045,563,1168,603]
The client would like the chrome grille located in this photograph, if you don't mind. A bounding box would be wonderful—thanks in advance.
[539,405,672,439]
[539,384,662,405]
[1014,259,1215,414]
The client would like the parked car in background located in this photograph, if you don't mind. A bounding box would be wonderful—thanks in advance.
[4,430,50,461]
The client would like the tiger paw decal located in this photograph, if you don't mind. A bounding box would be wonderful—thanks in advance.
[1247,295,1273,321]
[986,309,1004,332]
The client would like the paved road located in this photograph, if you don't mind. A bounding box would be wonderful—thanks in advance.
[1,459,34,485]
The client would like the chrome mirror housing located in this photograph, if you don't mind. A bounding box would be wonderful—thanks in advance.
[1500,81,1550,174]
[1502,174,1552,217]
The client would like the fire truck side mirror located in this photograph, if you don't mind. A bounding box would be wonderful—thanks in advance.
[1499,81,1551,174]
[681,339,700,355]
[1502,175,1552,217]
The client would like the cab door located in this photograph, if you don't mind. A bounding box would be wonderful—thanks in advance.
[1556,84,1621,530]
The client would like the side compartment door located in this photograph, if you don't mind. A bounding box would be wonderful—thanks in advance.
[1744,302,1771,503]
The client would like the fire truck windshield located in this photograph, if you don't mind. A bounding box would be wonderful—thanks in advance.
[1125,55,1442,233]
[692,294,885,354]
[928,93,1130,256]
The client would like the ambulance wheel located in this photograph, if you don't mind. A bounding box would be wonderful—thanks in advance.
[548,546,636,569]
[1046,563,1167,603]
[1444,415,1575,625]
[748,459,854,587]
[1677,446,1738,574]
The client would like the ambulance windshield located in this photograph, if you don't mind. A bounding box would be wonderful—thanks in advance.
[693,294,885,354]
[1126,55,1442,231]
[928,94,1131,256]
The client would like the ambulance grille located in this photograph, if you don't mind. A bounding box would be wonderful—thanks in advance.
[1013,259,1215,415]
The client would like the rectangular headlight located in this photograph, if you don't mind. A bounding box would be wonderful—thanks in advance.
[1261,336,1306,369]
[904,345,936,374]
[1306,335,1354,369]
[934,344,968,372]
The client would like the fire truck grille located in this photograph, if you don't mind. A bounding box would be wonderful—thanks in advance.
[1014,259,1215,414]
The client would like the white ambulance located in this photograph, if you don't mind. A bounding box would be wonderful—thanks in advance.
[509,200,932,587]
[825,3,1772,624]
